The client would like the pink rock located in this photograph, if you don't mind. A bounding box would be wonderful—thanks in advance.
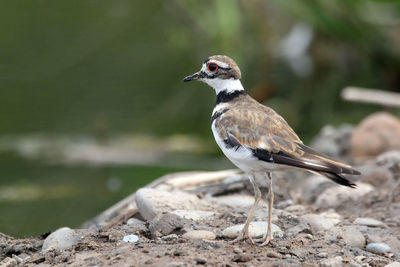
[351,112,400,159]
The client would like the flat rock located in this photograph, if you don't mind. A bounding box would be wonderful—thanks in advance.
[320,256,343,267]
[366,242,391,254]
[222,221,283,239]
[354,217,385,227]
[42,227,80,252]
[314,182,373,209]
[135,188,204,221]
[0,257,17,267]
[182,230,216,240]
[340,226,365,248]
[149,213,187,237]
[124,218,147,233]
[171,210,214,221]
[385,262,400,267]
[301,212,341,233]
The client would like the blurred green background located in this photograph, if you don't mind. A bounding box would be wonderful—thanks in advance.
[1,0,399,237]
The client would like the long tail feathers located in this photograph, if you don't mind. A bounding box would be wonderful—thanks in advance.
[318,171,357,188]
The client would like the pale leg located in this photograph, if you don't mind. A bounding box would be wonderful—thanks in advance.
[230,173,261,244]
[260,172,274,246]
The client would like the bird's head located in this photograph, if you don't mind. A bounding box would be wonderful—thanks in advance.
[183,55,243,94]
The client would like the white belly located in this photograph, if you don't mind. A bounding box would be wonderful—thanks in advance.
[211,121,282,173]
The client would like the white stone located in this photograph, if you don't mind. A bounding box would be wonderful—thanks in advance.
[122,234,139,243]
[319,211,342,225]
[222,221,283,239]
[340,226,365,248]
[135,188,204,221]
[320,256,343,267]
[215,194,255,208]
[314,182,373,209]
[366,243,391,254]
[42,227,80,252]
[354,217,385,227]
[385,262,400,267]
[182,230,216,240]
[301,212,341,233]
[0,257,17,267]
[171,210,214,221]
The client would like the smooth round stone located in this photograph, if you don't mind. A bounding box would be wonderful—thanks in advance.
[320,256,343,267]
[222,221,283,239]
[122,234,139,243]
[301,213,339,232]
[340,226,366,248]
[366,243,391,254]
[135,188,202,221]
[42,227,80,252]
[354,217,385,227]
[182,230,216,240]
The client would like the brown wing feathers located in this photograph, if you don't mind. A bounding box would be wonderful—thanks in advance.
[215,94,359,188]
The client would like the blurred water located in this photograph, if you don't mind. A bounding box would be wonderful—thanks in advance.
[0,152,187,237]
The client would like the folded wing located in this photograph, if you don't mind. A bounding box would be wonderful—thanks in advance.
[215,100,359,188]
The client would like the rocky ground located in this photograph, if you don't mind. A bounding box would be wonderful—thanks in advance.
[1,114,400,267]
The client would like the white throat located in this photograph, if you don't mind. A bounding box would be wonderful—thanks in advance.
[203,78,244,94]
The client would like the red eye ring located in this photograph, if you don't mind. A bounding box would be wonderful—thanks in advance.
[207,63,218,72]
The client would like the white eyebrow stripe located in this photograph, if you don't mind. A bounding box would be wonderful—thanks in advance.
[208,60,229,69]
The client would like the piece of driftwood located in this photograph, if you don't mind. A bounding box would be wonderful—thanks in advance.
[342,87,400,108]
[83,169,241,230]
[165,169,241,188]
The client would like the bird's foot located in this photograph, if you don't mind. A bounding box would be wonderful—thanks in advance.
[229,230,255,245]
[258,233,272,247]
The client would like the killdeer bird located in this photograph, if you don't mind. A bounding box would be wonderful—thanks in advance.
[183,55,360,246]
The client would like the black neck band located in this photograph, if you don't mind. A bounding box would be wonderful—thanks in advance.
[215,90,246,105]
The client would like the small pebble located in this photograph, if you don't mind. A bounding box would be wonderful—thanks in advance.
[233,247,243,254]
[366,243,391,254]
[284,204,306,213]
[320,256,343,267]
[266,251,281,258]
[122,234,139,243]
[233,254,252,263]
[173,250,184,256]
[354,217,385,227]
[194,256,207,264]
[144,259,153,265]
[161,234,178,242]
[182,230,216,240]
[305,234,313,239]
[317,252,328,258]
[276,199,293,209]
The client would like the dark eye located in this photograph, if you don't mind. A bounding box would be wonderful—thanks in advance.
[207,63,218,72]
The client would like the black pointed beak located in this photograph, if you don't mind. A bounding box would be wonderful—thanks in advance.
[183,72,200,82]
